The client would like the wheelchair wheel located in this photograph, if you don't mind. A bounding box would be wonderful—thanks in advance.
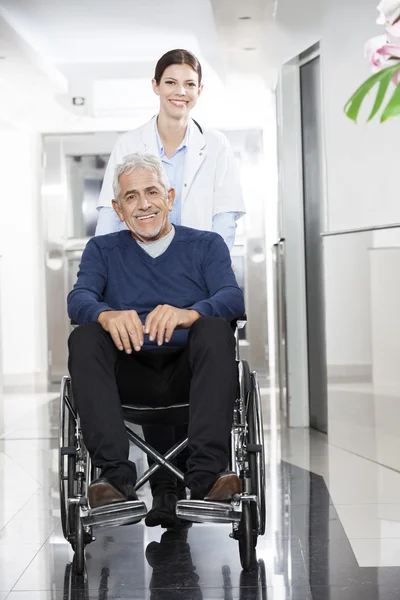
[247,370,266,537]
[73,503,85,576]
[239,559,267,599]
[59,377,77,542]
[238,502,257,570]
[63,561,88,598]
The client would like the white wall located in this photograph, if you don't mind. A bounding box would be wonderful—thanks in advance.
[270,0,400,231]
[370,248,400,392]
[320,0,400,379]
[323,232,372,376]
[272,0,400,379]
[322,0,400,231]
[0,131,47,381]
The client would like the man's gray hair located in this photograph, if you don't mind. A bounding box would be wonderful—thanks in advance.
[112,152,169,205]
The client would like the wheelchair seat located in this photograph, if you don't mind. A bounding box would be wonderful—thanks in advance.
[121,403,189,426]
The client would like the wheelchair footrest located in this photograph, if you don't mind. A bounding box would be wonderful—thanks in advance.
[176,499,242,524]
[81,500,147,528]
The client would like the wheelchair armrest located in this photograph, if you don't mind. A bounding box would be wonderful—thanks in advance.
[231,315,247,331]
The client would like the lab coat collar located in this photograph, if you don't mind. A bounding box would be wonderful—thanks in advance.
[154,116,191,157]
[182,119,206,203]
[140,117,160,155]
[141,116,206,152]
[141,116,206,204]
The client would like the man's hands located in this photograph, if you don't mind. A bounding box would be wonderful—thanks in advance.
[98,306,200,353]
[98,310,144,353]
[144,305,200,346]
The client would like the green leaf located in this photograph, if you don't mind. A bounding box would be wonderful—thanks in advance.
[344,64,400,122]
[367,70,394,121]
[381,81,400,121]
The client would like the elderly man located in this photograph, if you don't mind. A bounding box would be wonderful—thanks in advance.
[67,152,245,528]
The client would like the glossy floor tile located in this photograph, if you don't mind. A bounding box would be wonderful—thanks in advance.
[0,544,42,592]
[4,384,400,598]
[336,504,400,539]
[328,382,400,474]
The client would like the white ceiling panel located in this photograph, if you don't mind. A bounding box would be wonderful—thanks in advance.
[0,0,274,130]
[0,0,221,66]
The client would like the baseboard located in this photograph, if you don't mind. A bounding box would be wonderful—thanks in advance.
[327,363,372,384]
[1,371,49,392]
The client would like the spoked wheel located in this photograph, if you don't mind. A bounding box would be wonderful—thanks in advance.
[247,370,266,537]
[237,502,257,570]
[73,504,85,576]
[59,377,77,542]
[59,377,91,575]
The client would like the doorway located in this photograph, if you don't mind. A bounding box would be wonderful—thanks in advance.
[299,51,328,433]
[276,44,328,432]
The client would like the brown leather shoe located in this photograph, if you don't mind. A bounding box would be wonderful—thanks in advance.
[88,476,137,509]
[204,473,241,501]
[189,472,242,502]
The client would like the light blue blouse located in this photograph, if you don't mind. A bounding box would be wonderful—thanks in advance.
[96,120,238,249]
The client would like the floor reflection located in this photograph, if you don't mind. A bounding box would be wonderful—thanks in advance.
[146,529,202,599]
[63,532,267,600]
[5,388,400,598]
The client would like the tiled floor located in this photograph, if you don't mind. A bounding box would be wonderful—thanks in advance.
[2,385,400,598]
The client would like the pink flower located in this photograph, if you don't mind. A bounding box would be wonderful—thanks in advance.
[365,35,393,69]
[377,0,400,26]
[365,34,400,82]
[387,21,400,37]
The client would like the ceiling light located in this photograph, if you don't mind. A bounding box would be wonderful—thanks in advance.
[239,16,251,20]
[243,47,256,51]
[72,96,85,106]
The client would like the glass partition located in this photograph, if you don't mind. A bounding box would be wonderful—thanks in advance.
[323,227,400,471]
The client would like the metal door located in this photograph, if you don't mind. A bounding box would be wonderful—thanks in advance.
[300,56,328,433]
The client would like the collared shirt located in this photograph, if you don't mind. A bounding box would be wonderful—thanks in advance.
[95,117,239,249]
[154,118,189,227]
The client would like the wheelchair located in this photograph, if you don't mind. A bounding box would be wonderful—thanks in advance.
[59,319,266,575]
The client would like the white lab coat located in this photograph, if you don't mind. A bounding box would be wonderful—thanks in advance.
[97,116,245,232]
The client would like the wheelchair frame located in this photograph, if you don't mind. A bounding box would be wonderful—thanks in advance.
[59,324,266,574]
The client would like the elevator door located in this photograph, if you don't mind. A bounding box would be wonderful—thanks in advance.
[300,56,328,433]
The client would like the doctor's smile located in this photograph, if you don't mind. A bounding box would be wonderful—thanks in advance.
[169,100,188,107]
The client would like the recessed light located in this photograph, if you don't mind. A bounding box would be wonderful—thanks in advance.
[243,47,256,51]
[72,96,85,106]
[239,16,252,20]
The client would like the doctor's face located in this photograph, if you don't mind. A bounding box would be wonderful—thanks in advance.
[112,168,175,243]
[152,64,203,119]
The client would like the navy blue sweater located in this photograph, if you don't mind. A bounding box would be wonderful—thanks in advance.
[67,226,245,349]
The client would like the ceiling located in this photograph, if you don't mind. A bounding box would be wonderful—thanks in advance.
[0,0,276,131]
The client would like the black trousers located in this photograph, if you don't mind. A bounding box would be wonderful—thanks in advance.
[67,317,237,489]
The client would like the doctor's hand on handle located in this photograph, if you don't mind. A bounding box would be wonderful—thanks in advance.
[97,306,201,352]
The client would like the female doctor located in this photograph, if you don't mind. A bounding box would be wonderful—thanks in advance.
[95,48,245,250]
[95,49,245,529]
